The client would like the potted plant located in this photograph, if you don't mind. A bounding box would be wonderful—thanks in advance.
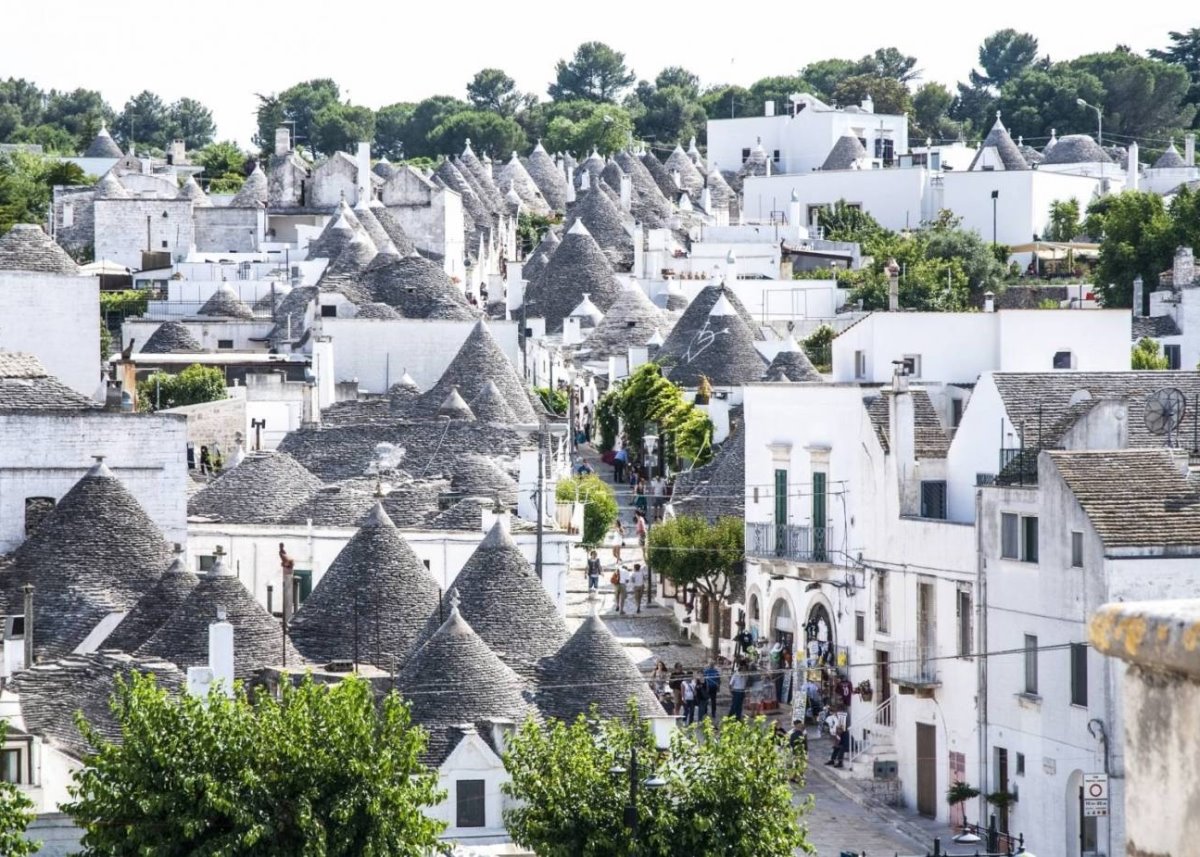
[855,679,873,702]
[947,781,981,808]
[986,789,1018,810]
[695,375,713,405]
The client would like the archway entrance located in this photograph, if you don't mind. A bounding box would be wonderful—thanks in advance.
[769,597,794,653]
[804,601,835,667]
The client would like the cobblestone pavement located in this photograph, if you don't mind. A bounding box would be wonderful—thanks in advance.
[800,763,928,856]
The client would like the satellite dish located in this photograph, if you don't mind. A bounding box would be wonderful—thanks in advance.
[1144,388,1186,446]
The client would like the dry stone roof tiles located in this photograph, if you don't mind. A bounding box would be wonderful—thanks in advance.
[614,150,672,227]
[11,652,183,760]
[368,204,416,255]
[674,417,746,522]
[437,386,476,420]
[280,482,380,528]
[525,142,570,212]
[397,608,537,765]
[428,497,490,531]
[230,165,268,207]
[94,171,130,200]
[179,175,211,207]
[361,254,476,320]
[197,283,255,320]
[289,503,442,667]
[373,159,396,179]
[354,301,402,319]
[467,379,518,424]
[421,320,540,423]
[5,460,172,660]
[525,221,623,335]
[306,204,361,260]
[537,614,664,720]
[522,228,559,285]
[83,124,124,159]
[740,141,771,177]
[968,117,1028,171]
[763,340,823,382]
[187,451,324,523]
[640,151,678,200]
[1040,134,1112,165]
[821,135,869,171]
[565,182,634,271]
[0,352,99,410]
[459,143,506,214]
[658,285,763,367]
[865,389,949,458]
[450,453,518,505]
[103,552,199,652]
[0,224,80,275]
[142,321,203,354]
[577,284,665,360]
[664,295,766,387]
[665,145,705,198]
[1153,144,1186,169]
[499,154,551,217]
[138,554,302,679]
[352,200,394,251]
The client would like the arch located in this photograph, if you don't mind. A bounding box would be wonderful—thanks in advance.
[801,592,839,669]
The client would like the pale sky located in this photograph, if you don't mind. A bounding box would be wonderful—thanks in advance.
[3,2,1189,147]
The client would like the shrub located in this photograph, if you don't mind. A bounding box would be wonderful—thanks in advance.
[556,474,617,546]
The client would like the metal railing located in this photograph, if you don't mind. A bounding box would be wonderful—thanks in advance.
[847,696,895,769]
[745,521,827,563]
[890,640,940,685]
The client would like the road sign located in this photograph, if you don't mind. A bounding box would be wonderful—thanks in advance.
[1083,773,1109,817]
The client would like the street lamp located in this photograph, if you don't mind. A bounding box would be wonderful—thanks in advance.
[1077,98,1105,185]
[990,190,999,249]
[610,746,666,849]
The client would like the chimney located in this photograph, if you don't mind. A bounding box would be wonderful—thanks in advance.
[275,126,291,157]
[565,165,577,203]
[168,139,187,166]
[1133,275,1144,317]
[1128,141,1140,191]
[1186,133,1196,167]
[562,315,582,346]
[619,173,632,212]
[356,142,371,204]
[281,551,295,629]
[983,291,995,313]
[788,189,801,228]
[301,380,318,427]
[22,584,33,670]
[670,169,682,190]
[208,609,235,697]
[861,95,875,114]
[580,169,590,191]
[889,368,918,515]
[700,185,712,215]
[724,248,737,284]
[1174,248,1195,289]
[887,258,900,311]
[764,100,776,117]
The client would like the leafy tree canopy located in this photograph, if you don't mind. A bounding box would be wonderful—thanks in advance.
[428,110,528,161]
[1131,336,1169,369]
[254,78,341,155]
[543,100,633,156]
[194,140,247,193]
[137,363,227,412]
[549,42,636,103]
[970,29,1041,89]
[832,74,912,116]
[556,473,618,546]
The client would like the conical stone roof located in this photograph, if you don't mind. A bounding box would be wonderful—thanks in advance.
[640,151,678,199]
[103,549,200,652]
[187,451,324,523]
[821,135,869,171]
[94,171,130,200]
[197,283,255,320]
[450,454,518,505]
[397,607,537,764]
[0,224,80,275]
[499,153,551,217]
[578,283,665,359]
[363,254,475,319]
[525,221,623,334]
[230,165,268,207]
[354,301,402,319]
[138,552,303,680]
[565,181,634,271]
[525,142,569,212]
[537,614,664,720]
[142,321,202,354]
[968,116,1028,171]
[179,175,211,207]
[288,503,442,668]
[666,294,767,387]
[665,144,706,197]
[429,522,569,673]
[353,199,394,251]
[522,228,559,285]
[658,285,762,366]
[614,150,672,227]
[84,123,124,159]
[468,379,518,424]
[1153,143,1186,169]
[421,321,539,423]
[764,339,823,382]
[437,386,476,420]
[5,459,171,660]
[369,204,417,255]
[740,140,771,177]
[459,142,506,214]
[306,210,357,261]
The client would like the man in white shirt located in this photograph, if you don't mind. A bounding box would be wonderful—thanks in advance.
[616,564,633,614]
[631,563,646,613]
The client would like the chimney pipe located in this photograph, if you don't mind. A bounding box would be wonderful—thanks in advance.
[22,584,33,669]
[1186,133,1196,167]
[984,291,995,313]
[209,609,235,697]
[356,142,371,204]
[887,258,900,311]
[619,174,632,213]
[1128,141,1140,191]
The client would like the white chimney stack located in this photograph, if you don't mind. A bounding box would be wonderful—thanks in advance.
[887,258,900,311]
[580,169,590,191]
[619,174,632,212]
[356,142,371,205]
[724,248,737,283]
[1186,133,1196,167]
[861,95,874,114]
[275,127,291,157]
[984,291,995,313]
[208,611,235,696]
[788,189,801,227]
[1128,141,1140,191]
[765,100,776,117]
[565,165,577,203]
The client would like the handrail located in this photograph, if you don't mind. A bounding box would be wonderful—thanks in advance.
[847,696,894,766]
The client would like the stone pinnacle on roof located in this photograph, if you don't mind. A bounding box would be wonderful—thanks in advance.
[179,175,211,207]
[525,220,623,335]
[0,224,81,276]
[84,121,124,159]
[288,502,442,668]
[565,180,634,271]
[197,283,255,320]
[230,165,268,207]
[437,386,476,420]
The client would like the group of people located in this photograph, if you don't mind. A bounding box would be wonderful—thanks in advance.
[585,551,649,614]
[652,660,723,724]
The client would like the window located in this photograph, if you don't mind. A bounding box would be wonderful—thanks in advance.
[741,147,751,164]
[855,611,865,643]
[320,304,337,318]
[806,203,828,226]
[902,354,921,378]
[874,571,890,634]
[1023,634,1039,695]
[956,588,972,657]
[854,350,867,379]
[1071,531,1084,568]
[875,137,895,165]
[1001,513,1019,559]
[422,559,431,570]
[198,555,216,573]
[1052,350,1074,370]
[1165,344,1181,370]
[161,240,168,248]
[0,749,20,784]
[217,339,234,350]
[920,481,947,519]
[1071,643,1088,706]
[772,149,781,164]
[773,469,788,557]
[62,202,74,228]
[24,497,55,537]
[455,779,486,828]
[950,398,964,428]
[1022,517,1039,563]
[1016,753,1025,776]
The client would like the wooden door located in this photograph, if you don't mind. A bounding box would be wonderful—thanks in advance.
[916,723,937,817]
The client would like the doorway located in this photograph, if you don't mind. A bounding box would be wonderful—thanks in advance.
[995,747,1010,833]
[875,650,892,726]
[916,723,937,817]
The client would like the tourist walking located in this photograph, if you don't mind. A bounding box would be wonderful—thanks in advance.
[634,509,647,548]
[586,550,601,591]
[631,563,646,612]
[613,445,628,483]
[610,520,624,562]
[652,660,669,697]
[669,662,686,711]
[703,660,721,719]
[614,564,632,614]
[728,664,748,720]
[681,672,697,723]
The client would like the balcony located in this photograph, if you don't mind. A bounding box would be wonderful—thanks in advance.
[745,521,828,564]
[890,640,941,694]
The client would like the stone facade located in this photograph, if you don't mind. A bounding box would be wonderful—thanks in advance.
[193,206,265,255]
[310,153,359,208]
[51,187,97,257]
[0,272,100,397]
[94,199,196,270]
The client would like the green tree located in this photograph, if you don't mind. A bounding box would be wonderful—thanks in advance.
[503,711,810,857]
[996,65,1105,141]
[698,85,752,121]
[0,151,55,234]
[253,78,341,155]
[1046,198,1081,242]
[817,201,885,243]
[655,67,701,99]
[803,324,835,372]
[374,102,415,161]
[748,76,811,110]
[549,42,636,103]
[467,68,523,116]
[1151,28,1200,125]
[0,721,37,856]
[0,78,45,130]
[311,103,376,157]
[166,97,216,149]
[1169,185,1200,253]
[556,473,617,546]
[646,515,743,658]
[428,110,527,160]
[392,96,469,160]
[543,100,632,156]
[65,672,445,856]
[628,81,707,148]
[1131,336,1169,370]
[856,47,920,83]
[115,90,170,151]
[801,59,858,100]
[912,82,956,140]
[42,88,115,151]
[971,29,1041,89]
[194,140,247,193]
[137,363,227,412]
[1066,50,1195,140]
[1087,190,1175,306]
[832,74,912,116]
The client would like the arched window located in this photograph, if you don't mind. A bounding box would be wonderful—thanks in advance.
[748,593,760,622]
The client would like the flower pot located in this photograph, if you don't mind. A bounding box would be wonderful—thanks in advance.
[859,691,874,702]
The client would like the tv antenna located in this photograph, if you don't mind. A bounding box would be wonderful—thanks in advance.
[1144,388,1186,447]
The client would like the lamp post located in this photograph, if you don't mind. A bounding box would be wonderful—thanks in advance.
[1077,98,1104,184]
[610,746,667,854]
[990,190,999,249]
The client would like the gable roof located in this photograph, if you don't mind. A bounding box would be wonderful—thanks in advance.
[397,608,537,765]
[821,135,868,171]
[524,221,623,334]
[5,459,171,660]
[865,389,949,459]
[187,451,324,523]
[103,550,200,652]
[289,503,442,667]
[142,320,203,353]
[197,283,255,320]
[1047,449,1200,550]
[420,320,539,423]
[565,182,634,271]
[665,296,767,387]
[537,614,664,720]
[968,116,1028,171]
[83,124,123,159]
[138,552,302,679]
[0,224,80,275]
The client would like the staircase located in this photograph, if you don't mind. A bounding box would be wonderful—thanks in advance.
[842,697,900,789]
